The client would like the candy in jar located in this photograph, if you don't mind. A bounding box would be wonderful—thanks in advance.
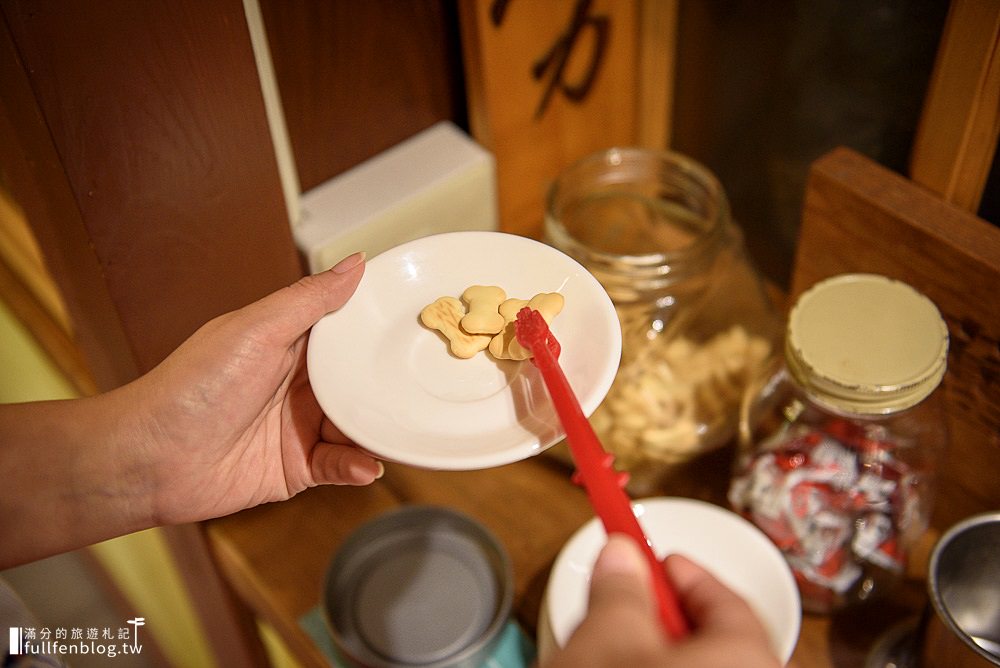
[729,274,949,613]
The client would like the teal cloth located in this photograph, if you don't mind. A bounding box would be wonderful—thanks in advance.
[298,605,536,667]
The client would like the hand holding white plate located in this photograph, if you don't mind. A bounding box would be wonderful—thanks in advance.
[307,231,622,470]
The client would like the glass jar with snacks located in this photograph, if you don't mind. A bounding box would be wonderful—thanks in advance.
[544,147,782,495]
[728,273,949,614]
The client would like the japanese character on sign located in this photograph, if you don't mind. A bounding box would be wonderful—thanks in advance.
[490,0,609,118]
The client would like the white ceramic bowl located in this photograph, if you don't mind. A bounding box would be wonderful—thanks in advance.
[307,231,621,470]
[540,497,801,664]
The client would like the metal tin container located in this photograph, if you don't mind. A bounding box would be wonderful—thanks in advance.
[322,505,513,667]
[922,512,1000,667]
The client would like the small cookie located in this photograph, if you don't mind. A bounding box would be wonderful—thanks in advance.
[488,298,528,359]
[420,296,491,358]
[490,292,565,360]
[461,285,507,334]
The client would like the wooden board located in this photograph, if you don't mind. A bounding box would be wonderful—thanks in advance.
[3,0,302,375]
[909,0,1000,212]
[0,12,137,391]
[792,146,1000,531]
[459,0,673,239]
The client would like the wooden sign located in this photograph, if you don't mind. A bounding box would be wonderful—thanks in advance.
[459,0,675,238]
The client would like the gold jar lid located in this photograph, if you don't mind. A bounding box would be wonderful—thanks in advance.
[786,274,949,415]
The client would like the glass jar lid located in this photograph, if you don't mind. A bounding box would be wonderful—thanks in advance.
[785,273,949,414]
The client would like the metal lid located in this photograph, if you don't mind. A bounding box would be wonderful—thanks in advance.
[785,274,949,415]
[323,505,512,667]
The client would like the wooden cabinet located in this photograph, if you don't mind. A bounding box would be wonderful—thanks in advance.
[2,1,996,665]
[0,1,467,663]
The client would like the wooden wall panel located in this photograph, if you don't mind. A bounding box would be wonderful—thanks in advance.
[2,2,304,664]
[0,15,136,391]
[3,0,302,375]
[258,0,464,192]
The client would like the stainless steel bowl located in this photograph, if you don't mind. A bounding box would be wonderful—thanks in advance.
[923,512,1000,667]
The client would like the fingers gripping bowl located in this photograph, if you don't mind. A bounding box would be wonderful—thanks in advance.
[540,497,802,664]
[307,232,622,470]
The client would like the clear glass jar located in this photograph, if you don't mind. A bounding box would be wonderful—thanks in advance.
[729,273,949,613]
[545,147,782,495]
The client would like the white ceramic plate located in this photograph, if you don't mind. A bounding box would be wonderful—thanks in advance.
[307,231,621,470]
[542,497,801,664]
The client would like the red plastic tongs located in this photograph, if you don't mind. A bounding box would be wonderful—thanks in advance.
[514,307,690,640]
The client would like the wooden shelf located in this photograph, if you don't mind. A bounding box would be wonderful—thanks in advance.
[206,454,927,667]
